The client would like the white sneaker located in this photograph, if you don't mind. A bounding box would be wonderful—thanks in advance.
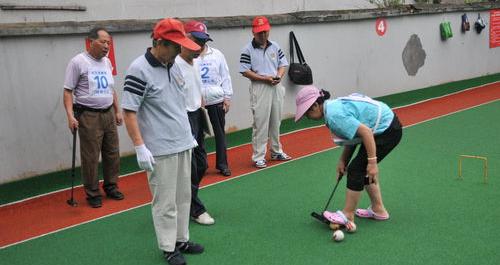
[255,160,267,168]
[193,212,215,225]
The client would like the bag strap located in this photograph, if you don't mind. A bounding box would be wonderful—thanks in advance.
[289,31,307,64]
[295,34,306,64]
[289,31,295,64]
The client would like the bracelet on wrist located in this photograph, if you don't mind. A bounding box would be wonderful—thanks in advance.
[367,157,377,161]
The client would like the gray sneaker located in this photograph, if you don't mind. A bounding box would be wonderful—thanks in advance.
[271,152,292,161]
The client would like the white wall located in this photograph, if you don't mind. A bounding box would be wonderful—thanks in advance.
[1,10,499,184]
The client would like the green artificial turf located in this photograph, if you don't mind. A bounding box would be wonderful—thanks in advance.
[376,73,500,108]
[0,73,499,205]
[1,101,499,265]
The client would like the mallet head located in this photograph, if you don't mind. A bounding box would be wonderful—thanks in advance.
[311,211,330,224]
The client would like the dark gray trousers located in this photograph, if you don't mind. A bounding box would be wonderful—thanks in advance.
[206,102,229,171]
[187,108,208,218]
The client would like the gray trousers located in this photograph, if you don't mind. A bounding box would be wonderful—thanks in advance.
[147,149,192,252]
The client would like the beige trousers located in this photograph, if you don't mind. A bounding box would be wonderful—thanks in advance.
[147,149,192,252]
[249,82,285,162]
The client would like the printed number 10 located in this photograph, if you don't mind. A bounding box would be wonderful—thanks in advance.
[93,76,108,89]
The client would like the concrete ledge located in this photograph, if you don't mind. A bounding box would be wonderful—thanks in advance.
[1,3,500,37]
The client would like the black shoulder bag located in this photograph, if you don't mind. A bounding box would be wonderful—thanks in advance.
[288,31,313,85]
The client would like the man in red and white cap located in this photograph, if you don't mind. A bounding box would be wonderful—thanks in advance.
[239,16,291,169]
[122,18,204,265]
[185,20,233,178]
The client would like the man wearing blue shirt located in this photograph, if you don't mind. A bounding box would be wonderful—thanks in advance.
[121,18,205,265]
[239,16,291,169]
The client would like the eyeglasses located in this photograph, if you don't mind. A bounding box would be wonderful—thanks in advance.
[193,38,207,47]
[173,43,181,53]
[164,42,181,53]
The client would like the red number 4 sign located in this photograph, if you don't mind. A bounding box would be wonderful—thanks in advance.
[375,18,387,36]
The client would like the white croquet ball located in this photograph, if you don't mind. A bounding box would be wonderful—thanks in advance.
[345,222,357,233]
[332,230,344,242]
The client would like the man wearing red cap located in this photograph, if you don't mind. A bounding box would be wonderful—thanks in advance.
[122,18,204,265]
[239,16,291,169]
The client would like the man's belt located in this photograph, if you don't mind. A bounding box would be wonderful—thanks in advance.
[74,104,112,113]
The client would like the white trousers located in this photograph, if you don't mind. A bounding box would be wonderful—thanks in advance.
[249,82,285,162]
[147,149,192,252]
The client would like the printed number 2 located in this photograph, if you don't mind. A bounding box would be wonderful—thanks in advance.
[201,67,209,79]
[93,76,108,89]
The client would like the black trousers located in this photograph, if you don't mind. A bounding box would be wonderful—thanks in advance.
[206,102,229,171]
[188,109,208,217]
[346,115,403,191]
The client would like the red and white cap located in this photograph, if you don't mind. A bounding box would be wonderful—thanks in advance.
[184,20,213,41]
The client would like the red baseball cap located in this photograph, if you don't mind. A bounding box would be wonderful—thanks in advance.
[152,18,200,51]
[184,20,213,41]
[252,16,271,33]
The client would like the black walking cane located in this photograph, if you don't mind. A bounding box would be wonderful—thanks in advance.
[67,128,78,207]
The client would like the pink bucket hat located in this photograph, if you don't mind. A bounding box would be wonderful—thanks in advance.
[295,85,322,122]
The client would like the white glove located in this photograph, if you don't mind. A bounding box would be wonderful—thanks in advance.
[134,144,155,172]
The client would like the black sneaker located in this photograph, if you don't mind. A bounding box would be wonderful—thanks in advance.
[163,250,186,265]
[105,189,124,200]
[86,197,102,208]
[176,241,204,254]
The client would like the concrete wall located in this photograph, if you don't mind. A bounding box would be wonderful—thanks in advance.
[0,0,374,23]
[1,5,500,184]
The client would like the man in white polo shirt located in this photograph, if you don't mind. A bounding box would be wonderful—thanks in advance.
[175,22,215,226]
[121,18,204,265]
[63,27,124,208]
[239,16,291,169]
